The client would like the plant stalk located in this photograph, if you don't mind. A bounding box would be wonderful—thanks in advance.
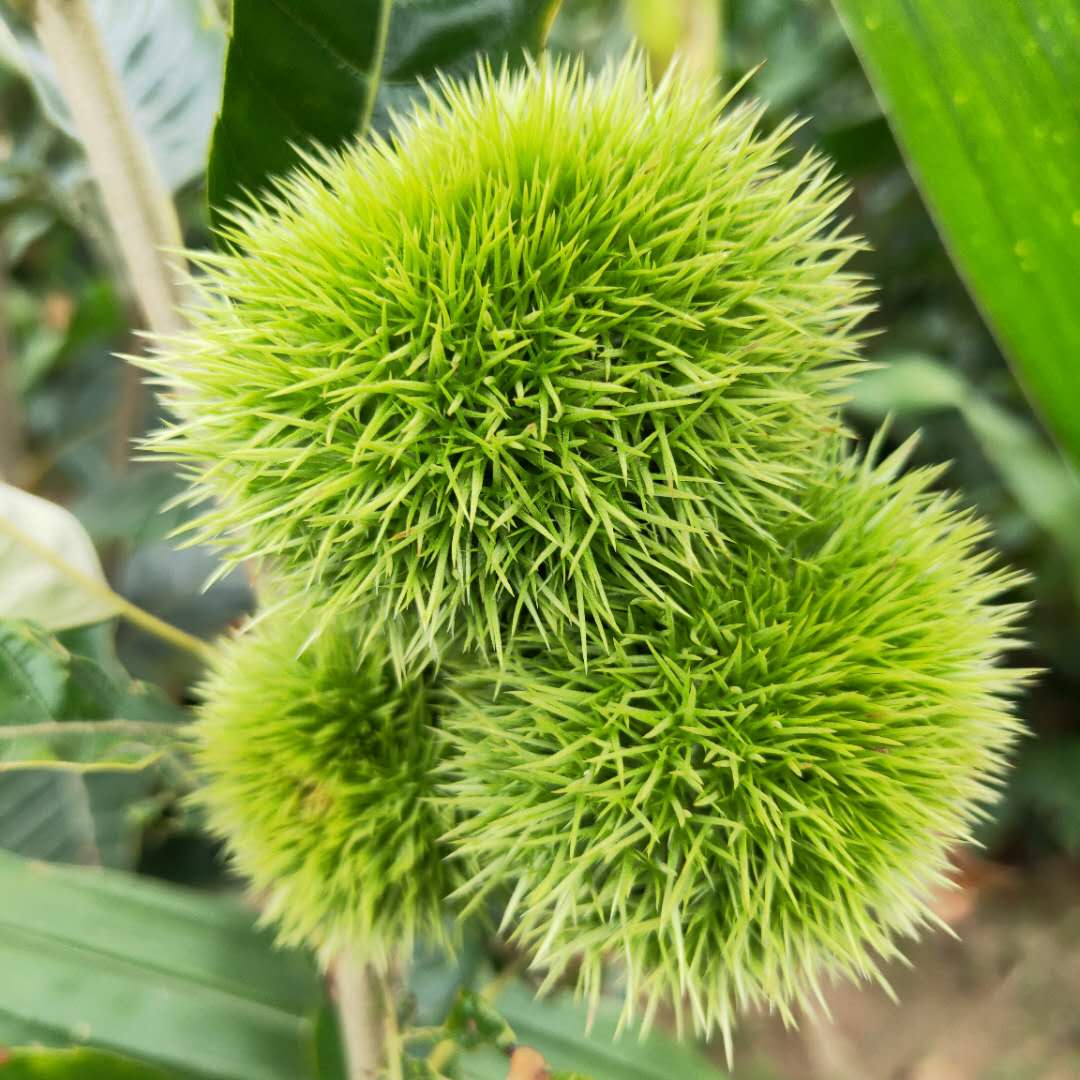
[107,587,214,662]
[627,0,723,82]
[32,0,186,336]
[335,949,400,1079]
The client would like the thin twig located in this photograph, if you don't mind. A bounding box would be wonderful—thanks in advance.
[108,586,211,659]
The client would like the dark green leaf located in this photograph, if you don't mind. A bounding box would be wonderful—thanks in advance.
[0,620,187,773]
[832,0,1080,465]
[207,0,562,232]
[207,0,392,232]
[0,769,154,869]
[373,0,563,131]
[0,620,188,867]
[997,738,1080,854]
[0,851,324,1080]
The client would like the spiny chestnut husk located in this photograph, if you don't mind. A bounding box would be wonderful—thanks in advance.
[142,55,869,664]
[442,436,1030,1048]
[192,603,467,964]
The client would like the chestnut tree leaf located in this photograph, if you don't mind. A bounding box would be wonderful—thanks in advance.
[0,621,188,868]
[207,0,562,234]
[833,0,1080,466]
[0,483,119,631]
[0,850,324,1079]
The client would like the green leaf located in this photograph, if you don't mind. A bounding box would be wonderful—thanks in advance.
[0,0,225,191]
[0,1047,171,1079]
[0,621,188,867]
[373,1,563,131]
[207,0,562,231]
[0,484,119,631]
[442,989,514,1051]
[207,0,393,232]
[849,355,969,416]
[0,620,187,773]
[832,0,1080,465]
[850,355,1080,594]
[994,737,1080,855]
[0,718,177,774]
[0,850,325,1080]
[0,769,153,869]
[457,981,725,1080]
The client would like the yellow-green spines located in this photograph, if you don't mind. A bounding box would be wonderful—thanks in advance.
[192,605,466,963]
[142,55,869,663]
[442,440,1030,1046]
[147,49,1029,1049]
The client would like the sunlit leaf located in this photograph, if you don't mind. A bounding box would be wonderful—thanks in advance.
[833,0,1080,465]
[0,483,119,631]
[0,1046,171,1079]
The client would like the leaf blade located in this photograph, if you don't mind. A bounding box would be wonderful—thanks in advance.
[206,0,563,230]
[206,0,392,231]
[0,851,324,1080]
[0,621,187,866]
[376,0,562,121]
[832,0,1080,464]
[458,980,724,1080]
[0,484,119,631]
[0,616,188,775]
[850,354,1080,591]
[0,1046,172,1079]
[0,0,224,192]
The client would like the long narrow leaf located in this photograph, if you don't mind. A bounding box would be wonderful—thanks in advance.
[833,0,1080,464]
[0,851,324,1080]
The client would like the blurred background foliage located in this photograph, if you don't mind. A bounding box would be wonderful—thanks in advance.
[0,1,1078,1077]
